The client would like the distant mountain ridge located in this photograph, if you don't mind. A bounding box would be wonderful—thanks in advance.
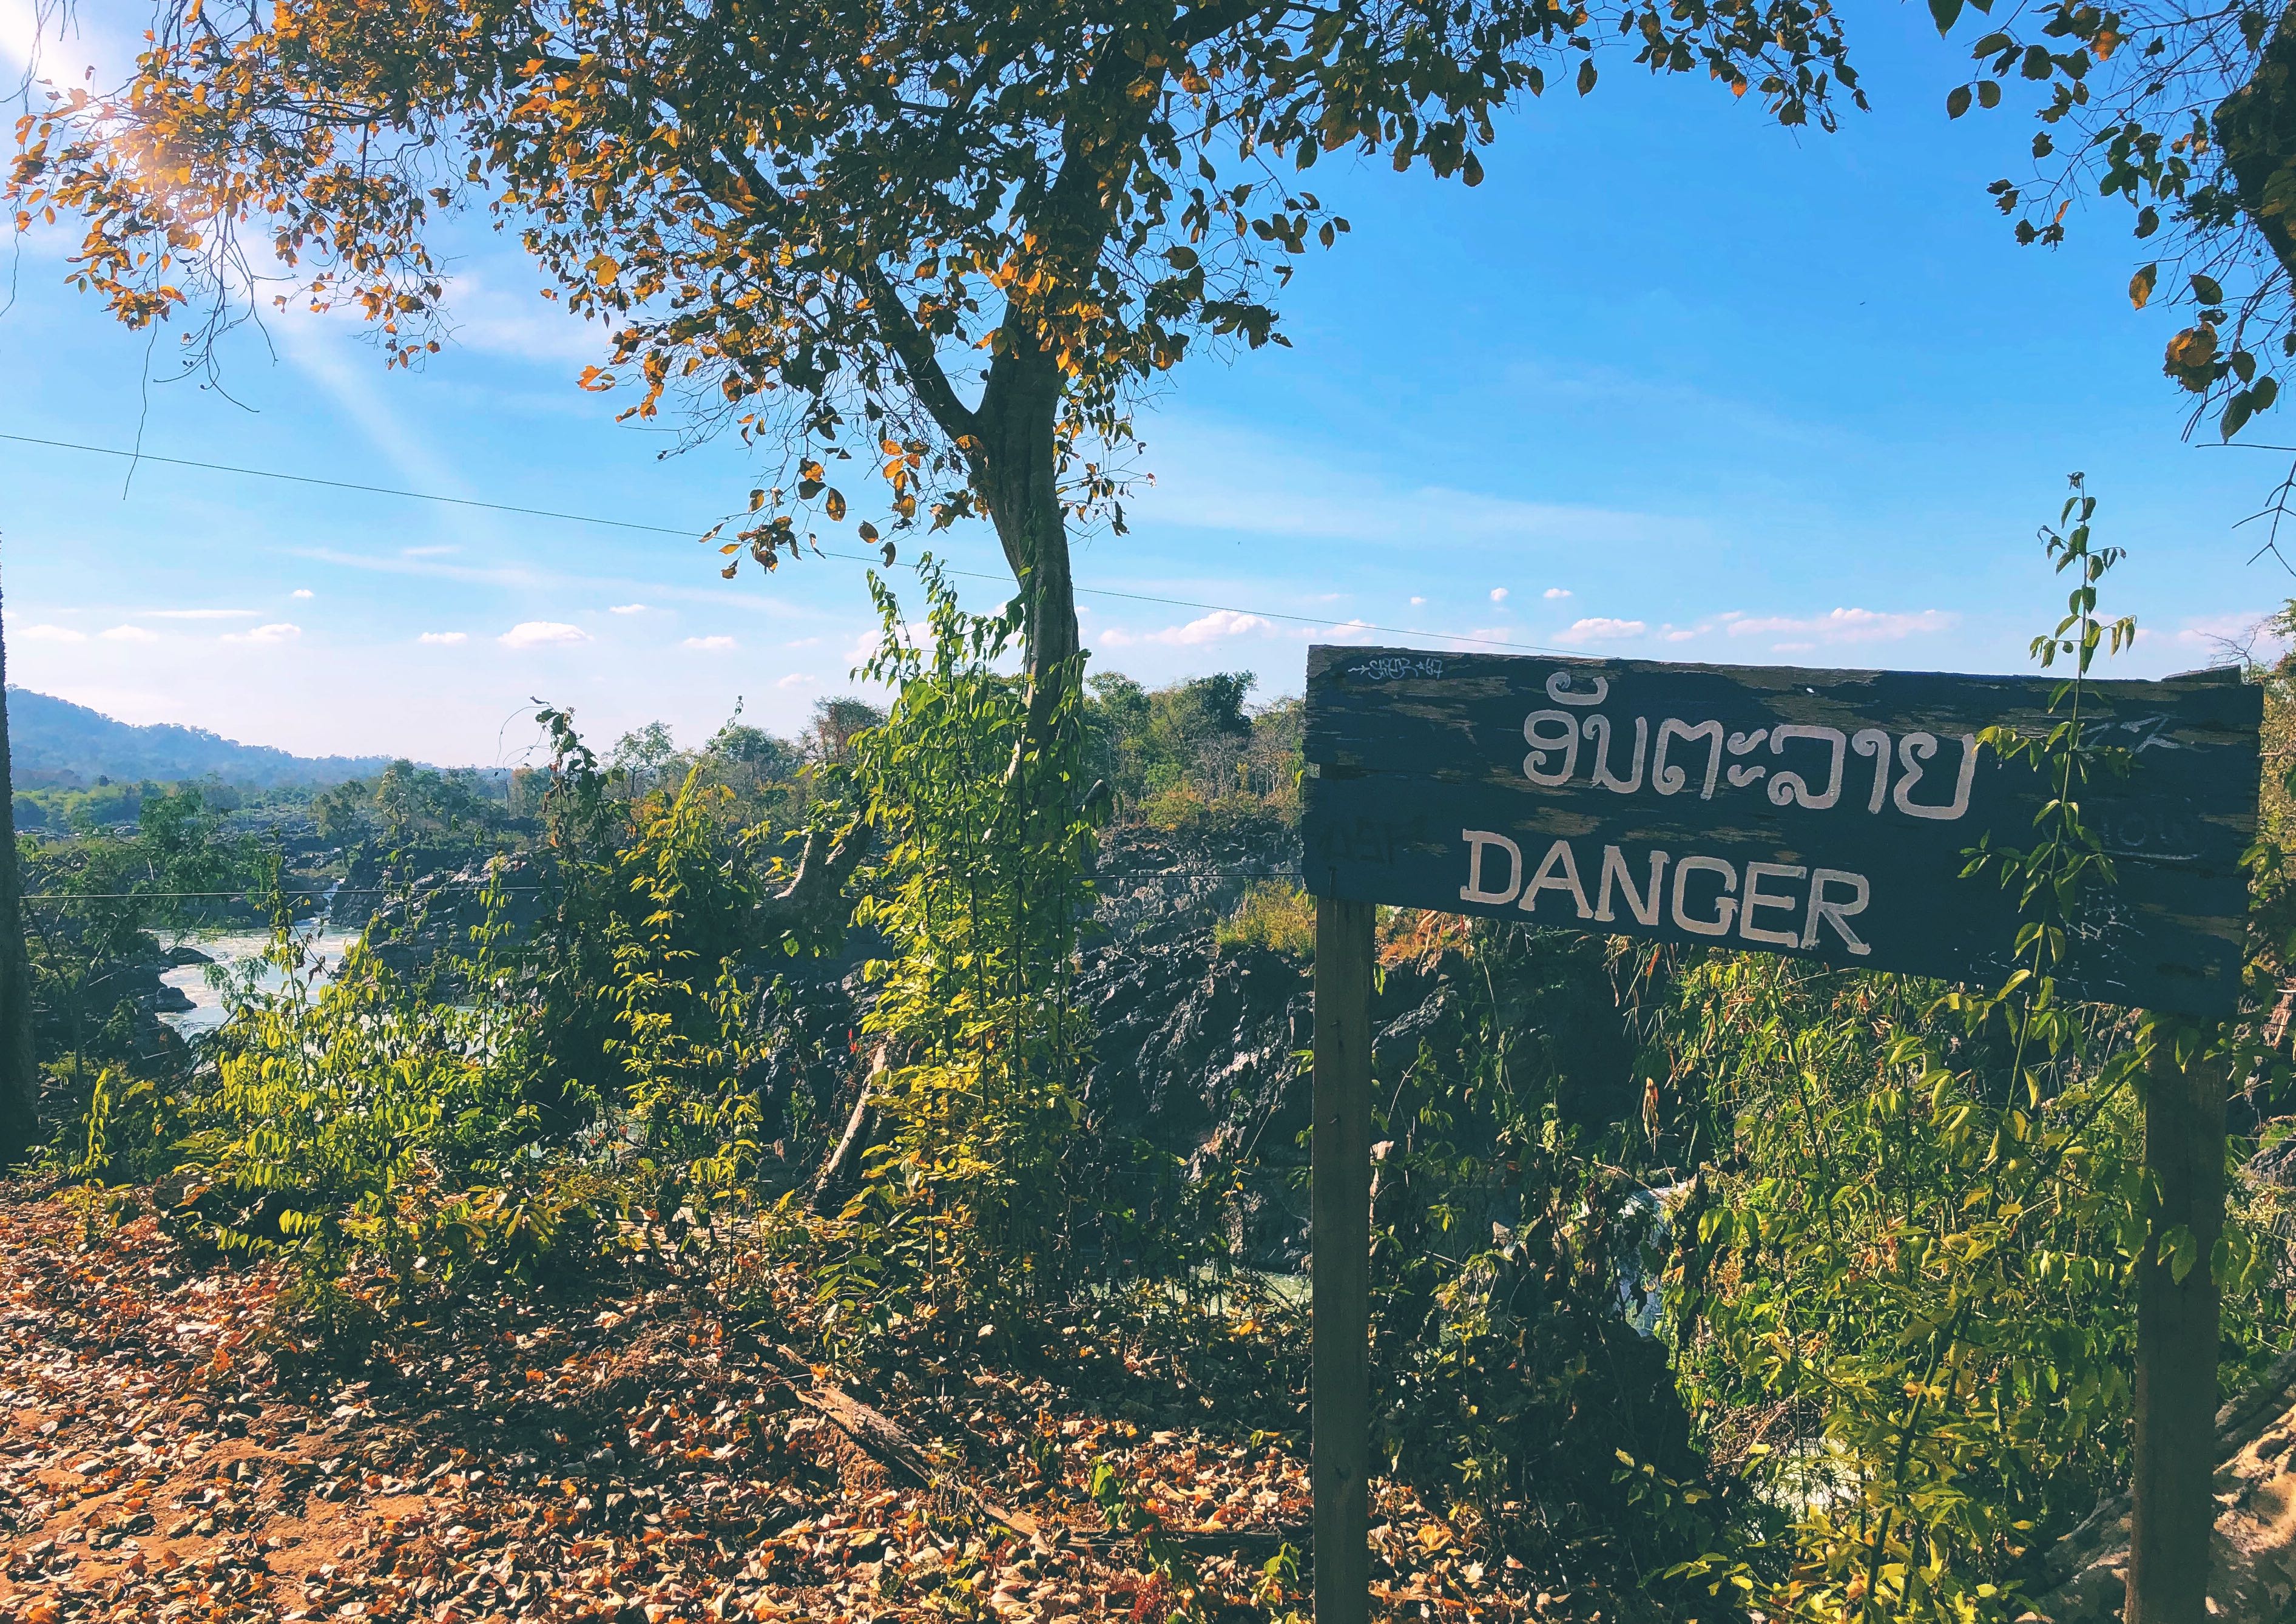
[5,688,401,789]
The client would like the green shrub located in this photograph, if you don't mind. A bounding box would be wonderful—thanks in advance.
[603,770,774,1237]
[1214,881,1315,957]
[805,560,1102,1343]
[147,875,632,1343]
[1136,785,1289,842]
[1363,924,1733,1602]
[1661,495,2295,1622]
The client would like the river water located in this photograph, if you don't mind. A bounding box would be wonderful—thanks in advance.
[155,922,361,1037]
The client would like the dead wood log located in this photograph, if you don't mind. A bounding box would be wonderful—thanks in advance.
[757,819,871,936]
[693,1287,1309,1560]
[809,1046,886,1214]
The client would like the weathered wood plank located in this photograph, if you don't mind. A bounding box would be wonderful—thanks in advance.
[1302,646,2263,1015]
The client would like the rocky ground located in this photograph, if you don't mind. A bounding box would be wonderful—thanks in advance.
[0,1191,1576,1624]
[745,820,1638,1272]
[2025,1347,2296,1622]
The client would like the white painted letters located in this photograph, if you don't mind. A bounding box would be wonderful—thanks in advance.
[1851,728,1891,813]
[1522,710,1581,787]
[1584,712,1649,794]
[1457,832,1876,964]
[1514,671,1979,825]
[1893,733,1979,822]
[1740,862,1807,947]
[1653,719,1724,800]
[1522,838,1594,919]
[1459,830,1525,905]
[1545,671,1609,706]
[1803,868,1872,956]
[1670,854,1738,936]
[1595,845,1669,927]
[1768,726,1846,811]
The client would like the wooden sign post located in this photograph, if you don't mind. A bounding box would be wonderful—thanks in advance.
[1311,896,1375,1624]
[1298,646,2262,1624]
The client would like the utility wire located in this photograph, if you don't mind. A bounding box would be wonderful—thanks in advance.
[0,431,693,538]
[24,870,1303,901]
[22,888,525,899]
[0,430,1581,657]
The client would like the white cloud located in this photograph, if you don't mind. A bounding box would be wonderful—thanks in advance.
[16,624,86,643]
[846,620,933,664]
[683,635,738,651]
[610,603,649,615]
[402,546,459,558]
[499,621,591,649]
[1468,627,1515,644]
[100,624,158,643]
[1409,596,1426,607]
[141,608,258,621]
[290,546,803,618]
[1544,587,1572,600]
[1772,641,1817,654]
[291,589,315,600]
[777,672,818,689]
[1099,608,1274,648]
[417,631,468,646]
[1658,625,1699,643]
[2171,612,2282,659]
[1145,419,1684,551]
[442,266,613,367]
[1489,587,1509,603]
[294,546,549,589]
[1316,619,1380,646]
[785,636,825,649]
[225,623,302,645]
[1725,607,1953,644]
[1567,617,1648,641]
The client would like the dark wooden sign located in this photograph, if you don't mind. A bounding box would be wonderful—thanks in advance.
[1302,646,2263,1016]
[1300,644,2266,1624]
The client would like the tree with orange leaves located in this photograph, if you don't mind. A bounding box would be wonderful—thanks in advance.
[10,0,1860,765]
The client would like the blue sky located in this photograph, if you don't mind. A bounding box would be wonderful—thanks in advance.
[3,5,2291,766]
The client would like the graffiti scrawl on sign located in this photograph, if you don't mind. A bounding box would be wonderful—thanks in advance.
[1301,646,2262,1015]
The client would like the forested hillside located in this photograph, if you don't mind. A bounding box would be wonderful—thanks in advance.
[7,689,395,791]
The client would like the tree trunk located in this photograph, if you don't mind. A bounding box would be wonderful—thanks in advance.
[0,552,42,1162]
[974,331,1082,766]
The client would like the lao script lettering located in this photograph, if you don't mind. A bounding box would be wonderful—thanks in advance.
[1521,670,1979,821]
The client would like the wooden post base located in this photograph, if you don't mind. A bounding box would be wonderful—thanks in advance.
[1311,896,1375,1624]
[2126,1024,2228,1624]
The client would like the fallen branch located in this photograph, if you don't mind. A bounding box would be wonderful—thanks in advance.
[690,1284,1310,1563]
[809,1047,885,1214]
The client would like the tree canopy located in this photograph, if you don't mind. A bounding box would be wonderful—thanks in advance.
[10,0,1861,751]
[1941,0,2296,540]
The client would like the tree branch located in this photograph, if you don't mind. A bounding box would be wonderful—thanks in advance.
[700,140,984,448]
[755,817,873,936]
[857,264,984,447]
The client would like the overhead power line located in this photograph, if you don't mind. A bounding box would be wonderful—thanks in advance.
[23,870,1303,901]
[0,430,1582,657]
[0,431,691,538]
